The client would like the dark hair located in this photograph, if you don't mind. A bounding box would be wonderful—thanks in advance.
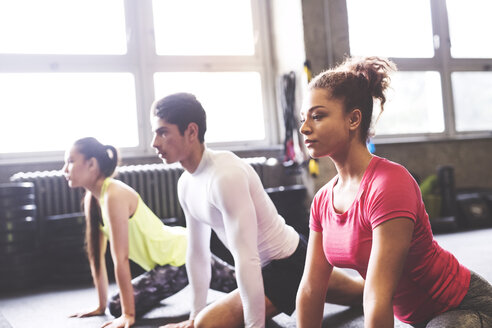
[152,92,207,143]
[309,56,396,142]
[74,137,119,274]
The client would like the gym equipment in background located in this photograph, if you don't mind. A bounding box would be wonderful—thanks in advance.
[456,189,492,229]
[421,166,460,233]
[265,184,309,237]
[0,182,41,292]
[42,212,92,284]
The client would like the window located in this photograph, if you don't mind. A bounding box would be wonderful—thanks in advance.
[0,0,274,162]
[451,72,492,132]
[375,71,444,135]
[347,0,435,58]
[0,73,138,153]
[152,0,255,56]
[346,0,492,141]
[446,0,492,58]
[154,72,265,143]
[151,0,270,145]
[0,0,127,55]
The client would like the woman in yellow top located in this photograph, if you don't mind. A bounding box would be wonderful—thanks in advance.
[63,137,236,328]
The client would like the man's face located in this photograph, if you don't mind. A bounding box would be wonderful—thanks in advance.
[150,116,188,165]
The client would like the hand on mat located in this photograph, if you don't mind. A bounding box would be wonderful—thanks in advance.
[69,306,105,318]
[101,313,135,328]
[159,319,195,328]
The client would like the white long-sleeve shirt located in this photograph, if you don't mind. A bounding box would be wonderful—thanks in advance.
[177,148,299,328]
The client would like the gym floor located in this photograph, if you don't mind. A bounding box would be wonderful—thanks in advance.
[1,228,491,328]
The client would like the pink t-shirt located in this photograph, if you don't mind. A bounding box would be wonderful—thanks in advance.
[310,156,470,324]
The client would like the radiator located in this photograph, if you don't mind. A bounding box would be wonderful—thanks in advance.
[117,163,185,224]
[10,170,85,221]
[10,157,268,225]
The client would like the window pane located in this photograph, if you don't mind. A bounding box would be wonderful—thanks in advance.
[0,0,127,54]
[0,73,138,153]
[152,0,255,56]
[347,0,434,58]
[452,72,492,132]
[375,72,444,135]
[154,72,265,142]
[447,0,492,58]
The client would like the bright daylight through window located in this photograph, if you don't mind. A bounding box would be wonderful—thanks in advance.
[0,0,270,160]
[346,0,492,140]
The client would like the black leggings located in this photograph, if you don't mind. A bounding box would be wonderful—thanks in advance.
[108,254,237,317]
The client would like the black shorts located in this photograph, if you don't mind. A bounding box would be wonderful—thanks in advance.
[262,233,307,315]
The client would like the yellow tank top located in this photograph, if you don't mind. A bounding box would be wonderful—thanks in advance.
[99,178,187,271]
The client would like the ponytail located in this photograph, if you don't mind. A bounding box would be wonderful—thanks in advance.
[84,194,103,274]
[101,145,118,178]
[74,137,119,274]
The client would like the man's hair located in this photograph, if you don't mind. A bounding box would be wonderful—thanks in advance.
[152,92,207,143]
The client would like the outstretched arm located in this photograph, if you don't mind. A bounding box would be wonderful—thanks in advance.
[212,170,265,328]
[185,209,212,320]
[364,218,414,328]
[296,230,333,328]
[92,231,109,313]
[160,203,211,328]
[70,194,108,318]
[103,187,136,328]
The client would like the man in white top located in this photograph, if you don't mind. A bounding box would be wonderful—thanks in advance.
[151,93,363,328]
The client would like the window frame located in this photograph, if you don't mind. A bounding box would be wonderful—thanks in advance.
[331,0,492,144]
[0,0,278,164]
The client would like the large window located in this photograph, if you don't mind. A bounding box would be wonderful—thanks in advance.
[154,72,265,144]
[0,73,139,153]
[0,0,128,55]
[346,0,492,141]
[0,0,274,163]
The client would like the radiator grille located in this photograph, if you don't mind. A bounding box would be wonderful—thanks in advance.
[117,163,184,224]
[10,170,84,221]
[10,157,268,225]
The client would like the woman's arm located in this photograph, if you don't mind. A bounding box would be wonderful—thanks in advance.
[93,231,109,312]
[364,218,414,328]
[104,185,136,327]
[296,230,333,328]
[70,194,109,317]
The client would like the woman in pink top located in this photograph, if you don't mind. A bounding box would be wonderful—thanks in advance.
[296,56,492,328]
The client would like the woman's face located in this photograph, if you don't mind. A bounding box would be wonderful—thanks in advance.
[299,88,352,159]
[62,146,92,188]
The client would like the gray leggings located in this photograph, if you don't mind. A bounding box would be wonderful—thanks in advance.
[108,254,237,318]
[412,271,492,328]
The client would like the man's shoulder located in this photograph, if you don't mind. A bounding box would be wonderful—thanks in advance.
[209,148,240,162]
[208,149,246,171]
[177,170,192,189]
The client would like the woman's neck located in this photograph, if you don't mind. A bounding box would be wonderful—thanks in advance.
[331,142,373,187]
[85,176,106,199]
